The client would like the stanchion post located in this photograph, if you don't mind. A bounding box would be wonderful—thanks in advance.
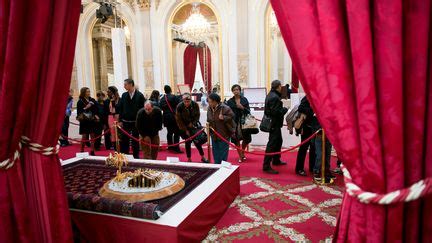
[321,129,326,185]
[114,121,120,152]
[206,122,212,163]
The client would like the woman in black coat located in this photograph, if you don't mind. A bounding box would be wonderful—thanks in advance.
[77,87,99,155]
[226,84,251,162]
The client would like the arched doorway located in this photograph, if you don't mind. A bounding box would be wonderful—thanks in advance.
[168,1,222,95]
[265,5,294,92]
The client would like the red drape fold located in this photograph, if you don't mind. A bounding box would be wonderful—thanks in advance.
[198,45,212,91]
[270,0,432,242]
[183,45,198,90]
[0,0,81,242]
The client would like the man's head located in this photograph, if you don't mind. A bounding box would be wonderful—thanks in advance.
[208,93,221,108]
[271,80,282,93]
[144,100,154,114]
[182,93,192,107]
[96,91,105,102]
[164,85,172,94]
[231,84,241,96]
[124,79,135,92]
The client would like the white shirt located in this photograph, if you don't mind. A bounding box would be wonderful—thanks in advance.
[129,89,136,99]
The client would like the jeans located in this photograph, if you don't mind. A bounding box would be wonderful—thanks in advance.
[263,127,283,169]
[295,127,316,172]
[212,137,229,164]
[313,135,332,174]
[120,121,140,159]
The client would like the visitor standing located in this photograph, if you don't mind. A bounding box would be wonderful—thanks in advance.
[95,91,112,150]
[160,85,183,153]
[107,86,120,149]
[60,89,73,147]
[76,87,99,155]
[117,79,145,158]
[262,80,288,174]
[226,84,252,162]
[207,93,235,164]
[294,95,316,176]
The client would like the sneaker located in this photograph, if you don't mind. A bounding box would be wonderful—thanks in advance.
[201,158,209,163]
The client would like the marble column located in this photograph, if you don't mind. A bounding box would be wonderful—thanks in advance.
[111,28,129,92]
[98,38,109,91]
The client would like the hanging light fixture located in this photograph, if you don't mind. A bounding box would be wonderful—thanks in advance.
[180,3,211,44]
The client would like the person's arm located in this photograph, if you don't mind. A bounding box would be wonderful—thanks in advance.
[135,109,144,136]
[192,102,200,124]
[175,105,186,131]
[157,109,163,131]
[77,100,83,115]
[243,97,250,114]
[117,96,123,121]
[267,96,287,117]
[221,105,234,122]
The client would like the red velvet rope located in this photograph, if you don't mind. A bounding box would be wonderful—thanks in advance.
[209,127,320,156]
[61,129,111,143]
[117,125,206,148]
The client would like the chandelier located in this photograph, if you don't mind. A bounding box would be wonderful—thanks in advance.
[180,4,211,44]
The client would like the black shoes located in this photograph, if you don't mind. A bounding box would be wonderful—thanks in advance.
[273,161,287,166]
[296,170,307,176]
[201,158,210,163]
[263,167,279,174]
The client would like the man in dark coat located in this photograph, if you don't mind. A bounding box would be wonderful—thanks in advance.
[159,85,183,153]
[136,101,163,160]
[294,95,316,176]
[262,80,289,174]
[117,79,145,158]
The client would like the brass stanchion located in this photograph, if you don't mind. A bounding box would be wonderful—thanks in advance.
[206,122,212,163]
[114,121,120,152]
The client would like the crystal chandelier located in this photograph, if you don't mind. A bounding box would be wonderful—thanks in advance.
[180,4,211,44]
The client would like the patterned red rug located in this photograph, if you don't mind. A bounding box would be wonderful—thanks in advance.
[59,144,344,242]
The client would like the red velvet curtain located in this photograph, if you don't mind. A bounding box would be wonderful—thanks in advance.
[0,0,81,242]
[198,45,212,91]
[291,66,299,93]
[270,0,431,242]
[183,45,198,90]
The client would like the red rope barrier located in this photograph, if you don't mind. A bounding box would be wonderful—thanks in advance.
[209,127,320,156]
[117,125,206,148]
[61,129,111,143]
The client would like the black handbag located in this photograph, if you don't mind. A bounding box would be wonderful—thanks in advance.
[191,122,208,146]
[259,114,272,133]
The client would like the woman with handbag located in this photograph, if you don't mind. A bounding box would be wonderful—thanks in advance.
[208,93,235,164]
[175,93,209,163]
[77,87,99,155]
[226,84,254,162]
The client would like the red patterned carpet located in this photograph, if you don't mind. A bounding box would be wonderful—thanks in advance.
[59,144,344,242]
